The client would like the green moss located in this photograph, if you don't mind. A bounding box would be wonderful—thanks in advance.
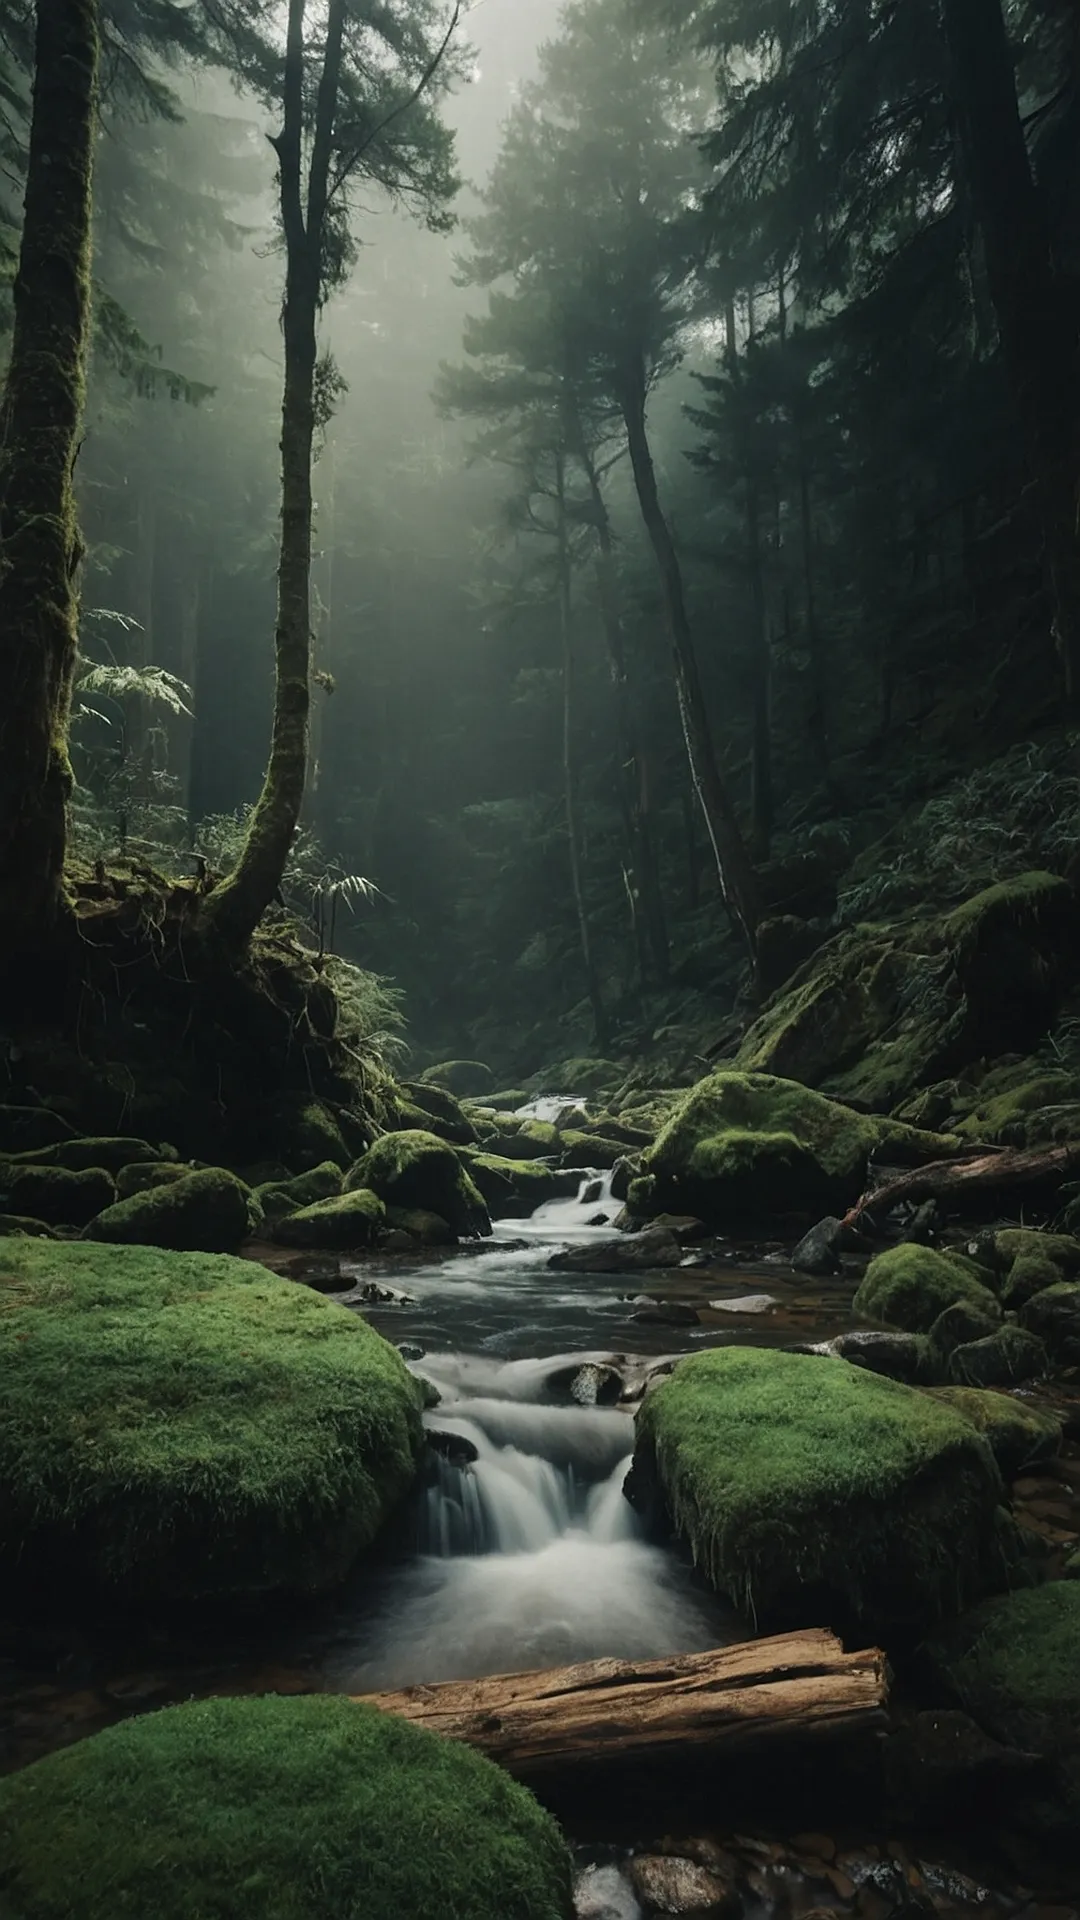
[0,1241,424,1606]
[944,870,1075,954]
[397,1080,477,1145]
[7,1136,174,1173]
[1002,1252,1070,1310]
[254,1162,343,1225]
[84,1168,254,1253]
[991,1227,1080,1276]
[929,1583,1080,1838]
[419,1060,495,1097]
[464,1152,563,1212]
[272,1099,350,1174]
[270,1188,387,1249]
[854,1244,1000,1333]
[472,1090,530,1113]
[952,1069,1080,1146]
[927,1297,1002,1355]
[2,1164,115,1227]
[115,1161,193,1201]
[633,1347,1005,1630]
[642,1070,954,1222]
[925,1388,1061,1475]
[347,1130,489,1237]
[947,1326,1047,1388]
[0,1694,573,1920]
[493,1119,561,1160]
[1018,1282,1080,1359]
[557,1130,624,1169]
[0,1214,56,1238]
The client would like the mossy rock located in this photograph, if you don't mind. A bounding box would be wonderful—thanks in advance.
[927,1297,1002,1356]
[630,1347,1006,1632]
[1,1164,116,1228]
[989,1227,1080,1277]
[854,1245,1000,1334]
[385,1207,456,1246]
[925,1388,1061,1476]
[346,1130,490,1237]
[557,1130,624,1170]
[6,1135,174,1174]
[946,1326,1047,1389]
[0,1692,573,1920]
[0,1214,56,1238]
[473,1089,530,1113]
[268,1097,351,1174]
[397,1080,477,1146]
[642,1071,954,1223]
[945,873,1080,1055]
[0,1106,75,1155]
[928,1582,1080,1845]
[115,1161,193,1201]
[952,1065,1080,1146]
[1018,1283,1080,1362]
[84,1168,255,1253]
[270,1188,387,1249]
[1002,1252,1073,1311]
[420,1060,495,1097]
[462,1152,569,1214]
[253,1162,344,1225]
[0,1241,424,1607]
[489,1119,561,1161]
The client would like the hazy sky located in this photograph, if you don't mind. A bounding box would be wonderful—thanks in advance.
[449,0,566,178]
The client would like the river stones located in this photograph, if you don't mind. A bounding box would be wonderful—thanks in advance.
[346,1129,490,1236]
[0,1240,424,1609]
[84,1167,255,1253]
[791,1216,844,1276]
[630,1853,739,1915]
[629,1347,1008,1632]
[0,1694,574,1920]
[548,1228,682,1273]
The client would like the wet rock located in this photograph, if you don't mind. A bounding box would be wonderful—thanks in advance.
[901,1199,941,1244]
[587,1211,612,1227]
[610,1157,634,1201]
[947,1325,1047,1387]
[426,1429,479,1466]
[397,1341,425,1361]
[574,1862,643,1920]
[651,1214,709,1243]
[792,1216,844,1276]
[380,1228,415,1251]
[83,1168,252,1252]
[571,1362,624,1407]
[548,1228,682,1273]
[1019,1282,1080,1363]
[289,1258,349,1292]
[384,1206,456,1246]
[581,1179,605,1205]
[351,1280,417,1306]
[927,1297,1001,1356]
[709,1293,776,1314]
[630,1300,700,1326]
[629,1853,738,1915]
[825,1329,935,1384]
[271,1186,386,1251]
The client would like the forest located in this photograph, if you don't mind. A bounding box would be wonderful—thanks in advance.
[0,0,1079,1915]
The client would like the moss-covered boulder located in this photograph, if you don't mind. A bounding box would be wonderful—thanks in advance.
[1018,1283,1080,1363]
[270,1188,386,1249]
[951,1064,1080,1146]
[84,1169,255,1253]
[927,1297,1002,1357]
[639,1071,954,1223]
[558,1131,624,1170]
[385,1206,456,1245]
[464,1152,568,1213]
[924,1388,1061,1477]
[5,1135,174,1174]
[115,1161,193,1201]
[253,1162,344,1225]
[946,1327,1047,1389]
[528,1056,623,1099]
[0,1693,573,1920]
[489,1118,561,1161]
[1,1164,116,1228]
[630,1346,1006,1631]
[854,1244,1000,1333]
[397,1080,477,1146]
[928,1583,1080,1845]
[263,1096,350,1173]
[0,1241,424,1607]
[944,872,1080,1052]
[346,1130,490,1236]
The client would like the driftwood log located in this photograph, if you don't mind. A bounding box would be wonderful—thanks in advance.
[845,1141,1080,1230]
[353,1628,888,1778]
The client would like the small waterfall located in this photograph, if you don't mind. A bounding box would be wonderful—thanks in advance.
[419,1402,628,1555]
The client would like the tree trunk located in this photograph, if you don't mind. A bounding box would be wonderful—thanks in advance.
[941,0,1080,704]
[620,358,759,960]
[573,434,669,985]
[556,456,609,1051]
[845,1142,1080,1232]
[203,0,345,948]
[354,1628,889,1780]
[0,0,98,949]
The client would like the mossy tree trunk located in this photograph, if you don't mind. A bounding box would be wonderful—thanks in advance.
[941,0,1080,706]
[619,353,759,963]
[555,454,610,1051]
[202,0,345,949]
[0,0,98,950]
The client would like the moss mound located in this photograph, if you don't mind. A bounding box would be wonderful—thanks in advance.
[346,1129,490,1236]
[947,1326,1047,1388]
[464,1151,566,1213]
[0,1693,573,1920]
[254,1161,344,1224]
[925,1388,1061,1475]
[1018,1282,1080,1362]
[270,1187,386,1249]
[0,1241,423,1607]
[641,1071,953,1222]
[854,1244,1000,1333]
[558,1131,625,1170]
[385,1206,456,1245]
[929,1582,1080,1843]
[2,1164,116,1227]
[5,1135,173,1173]
[115,1160,192,1200]
[631,1346,1006,1631]
[84,1168,254,1253]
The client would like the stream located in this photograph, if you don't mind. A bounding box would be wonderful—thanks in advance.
[2,1170,1075,1917]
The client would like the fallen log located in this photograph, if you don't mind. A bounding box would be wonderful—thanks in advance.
[846,1141,1080,1230]
[352,1628,888,1778]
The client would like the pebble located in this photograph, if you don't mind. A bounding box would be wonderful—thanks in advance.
[709,1293,776,1314]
